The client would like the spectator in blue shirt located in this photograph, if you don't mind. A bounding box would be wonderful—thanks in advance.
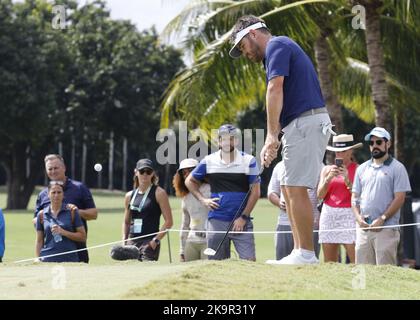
[186,124,260,261]
[36,181,86,263]
[0,208,5,262]
[33,154,97,263]
[229,15,333,264]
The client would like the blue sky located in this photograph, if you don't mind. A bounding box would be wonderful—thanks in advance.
[99,0,191,33]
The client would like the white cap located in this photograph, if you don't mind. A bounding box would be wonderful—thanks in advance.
[178,158,199,172]
[364,127,391,141]
[229,22,267,58]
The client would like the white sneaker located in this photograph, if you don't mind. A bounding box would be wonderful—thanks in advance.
[265,249,300,265]
[277,251,319,265]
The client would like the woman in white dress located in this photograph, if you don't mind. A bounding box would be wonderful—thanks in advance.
[318,134,362,263]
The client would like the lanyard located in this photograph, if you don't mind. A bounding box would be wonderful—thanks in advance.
[130,185,152,213]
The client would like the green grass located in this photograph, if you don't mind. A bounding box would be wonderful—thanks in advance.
[1,188,419,300]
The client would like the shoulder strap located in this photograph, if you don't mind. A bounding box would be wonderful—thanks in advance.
[39,210,44,225]
[70,207,76,226]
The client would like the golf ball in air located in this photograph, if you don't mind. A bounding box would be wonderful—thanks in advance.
[94,163,102,172]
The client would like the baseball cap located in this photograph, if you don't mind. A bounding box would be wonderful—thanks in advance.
[136,159,154,171]
[364,127,391,141]
[218,124,239,137]
[229,22,267,58]
[178,158,199,172]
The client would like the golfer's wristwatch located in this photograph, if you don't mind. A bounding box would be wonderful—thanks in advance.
[240,214,249,220]
[380,214,387,222]
[153,237,160,245]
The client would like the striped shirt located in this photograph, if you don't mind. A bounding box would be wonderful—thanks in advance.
[192,149,260,221]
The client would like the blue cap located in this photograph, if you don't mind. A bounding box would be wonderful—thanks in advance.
[218,124,238,137]
[364,127,391,141]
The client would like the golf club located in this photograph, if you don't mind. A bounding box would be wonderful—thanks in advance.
[204,165,265,257]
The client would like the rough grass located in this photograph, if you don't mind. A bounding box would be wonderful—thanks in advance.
[126,260,420,300]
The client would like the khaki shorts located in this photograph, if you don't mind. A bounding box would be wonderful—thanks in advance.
[280,112,331,188]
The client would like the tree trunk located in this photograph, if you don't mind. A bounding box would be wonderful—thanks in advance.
[122,137,128,191]
[108,131,114,190]
[364,1,392,131]
[71,134,76,179]
[314,35,343,134]
[394,112,405,162]
[81,133,87,184]
[3,142,45,209]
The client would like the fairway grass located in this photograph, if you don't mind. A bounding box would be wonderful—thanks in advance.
[1,260,419,299]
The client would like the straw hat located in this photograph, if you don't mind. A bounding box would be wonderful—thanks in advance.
[326,134,363,152]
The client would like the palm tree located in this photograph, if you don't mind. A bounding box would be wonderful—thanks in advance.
[160,0,420,143]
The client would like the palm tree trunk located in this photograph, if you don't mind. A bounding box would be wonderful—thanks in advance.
[314,35,343,134]
[363,0,392,131]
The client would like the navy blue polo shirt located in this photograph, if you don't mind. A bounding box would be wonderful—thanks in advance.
[191,149,260,221]
[35,178,96,230]
[264,36,325,128]
[36,204,84,262]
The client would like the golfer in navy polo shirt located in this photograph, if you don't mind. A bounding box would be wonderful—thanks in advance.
[34,154,97,263]
[229,15,333,264]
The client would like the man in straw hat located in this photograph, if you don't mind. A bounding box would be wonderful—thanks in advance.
[317,134,362,263]
[351,127,411,265]
[229,15,335,264]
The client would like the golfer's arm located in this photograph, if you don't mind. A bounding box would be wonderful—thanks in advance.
[155,187,173,241]
[185,175,205,203]
[382,192,406,220]
[35,231,43,257]
[122,192,132,242]
[78,208,98,221]
[266,76,284,138]
[242,184,261,216]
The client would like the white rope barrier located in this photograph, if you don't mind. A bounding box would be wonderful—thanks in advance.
[13,230,167,264]
[13,221,420,263]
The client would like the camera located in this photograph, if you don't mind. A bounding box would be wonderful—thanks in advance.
[335,158,343,167]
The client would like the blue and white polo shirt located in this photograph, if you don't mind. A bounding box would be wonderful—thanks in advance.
[191,149,260,221]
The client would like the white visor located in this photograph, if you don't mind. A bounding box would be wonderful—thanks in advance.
[229,22,267,58]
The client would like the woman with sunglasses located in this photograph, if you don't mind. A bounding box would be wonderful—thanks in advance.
[317,134,362,263]
[35,181,86,262]
[173,158,210,262]
[111,159,173,261]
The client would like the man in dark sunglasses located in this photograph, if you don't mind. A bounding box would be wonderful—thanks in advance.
[351,127,411,265]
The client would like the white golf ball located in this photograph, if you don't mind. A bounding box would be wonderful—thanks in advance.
[94,163,102,172]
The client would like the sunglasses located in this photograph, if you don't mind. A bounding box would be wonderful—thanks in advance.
[139,168,153,175]
[369,140,385,146]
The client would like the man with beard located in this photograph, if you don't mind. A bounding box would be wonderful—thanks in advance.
[351,127,411,265]
[185,124,260,261]
[228,15,333,264]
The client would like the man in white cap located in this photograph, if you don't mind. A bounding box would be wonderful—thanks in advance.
[351,127,411,265]
[229,15,333,264]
